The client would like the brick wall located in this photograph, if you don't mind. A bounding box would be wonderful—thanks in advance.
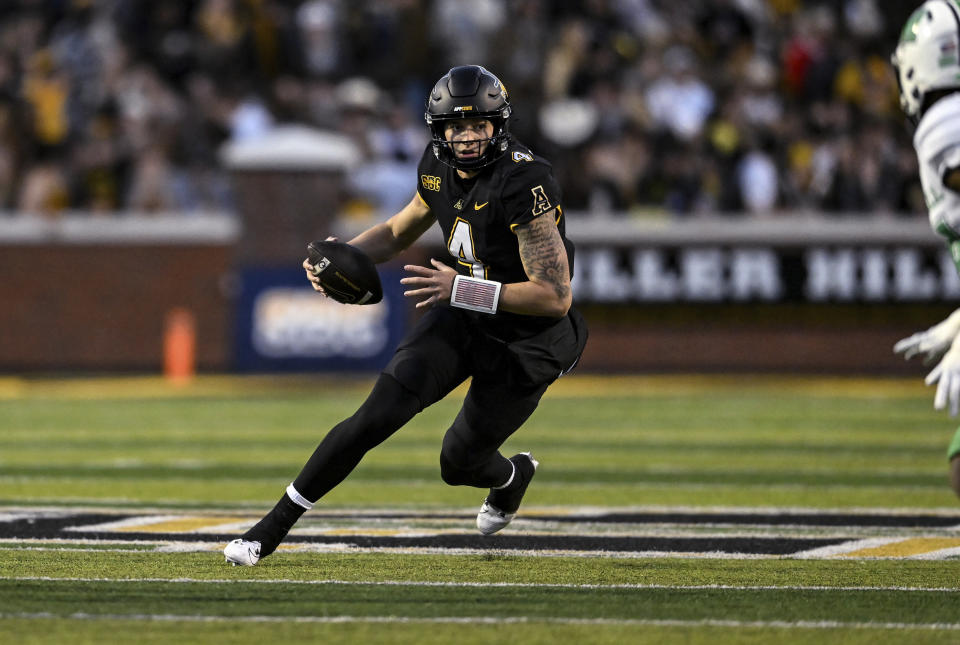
[0,244,233,371]
[0,242,948,374]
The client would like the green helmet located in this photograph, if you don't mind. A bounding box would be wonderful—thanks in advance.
[892,0,960,121]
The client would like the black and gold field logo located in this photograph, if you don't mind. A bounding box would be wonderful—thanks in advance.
[421,175,442,192]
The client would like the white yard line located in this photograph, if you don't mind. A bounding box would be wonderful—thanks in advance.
[3,575,959,593]
[0,542,787,559]
[4,503,960,516]
[2,612,960,631]
[2,539,957,560]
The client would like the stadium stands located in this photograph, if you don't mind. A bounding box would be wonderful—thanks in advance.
[0,0,927,219]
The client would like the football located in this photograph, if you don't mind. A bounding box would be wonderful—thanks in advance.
[306,240,383,305]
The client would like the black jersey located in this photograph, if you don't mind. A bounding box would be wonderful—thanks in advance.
[416,138,574,341]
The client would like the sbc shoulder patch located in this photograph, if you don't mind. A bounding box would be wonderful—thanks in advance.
[421,175,442,192]
[530,185,551,216]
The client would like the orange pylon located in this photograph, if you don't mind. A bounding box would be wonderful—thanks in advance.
[164,307,196,385]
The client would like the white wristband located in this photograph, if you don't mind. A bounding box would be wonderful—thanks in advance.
[451,274,501,314]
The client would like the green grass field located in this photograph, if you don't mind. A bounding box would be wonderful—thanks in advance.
[2,374,960,644]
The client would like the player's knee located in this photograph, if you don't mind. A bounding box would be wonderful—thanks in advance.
[439,454,464,485]
[439,450,472,486]
[950,457,960,499]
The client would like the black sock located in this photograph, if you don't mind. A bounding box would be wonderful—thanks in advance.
[496,460,520,492]
[241,493,307,557]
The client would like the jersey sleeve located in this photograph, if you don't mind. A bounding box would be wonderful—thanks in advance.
[415,143,437,206]
[500,160,562,231]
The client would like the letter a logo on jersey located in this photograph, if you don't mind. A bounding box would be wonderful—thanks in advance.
[530,185,551,216]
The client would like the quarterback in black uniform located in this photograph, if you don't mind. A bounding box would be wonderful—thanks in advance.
[224,65,587,566]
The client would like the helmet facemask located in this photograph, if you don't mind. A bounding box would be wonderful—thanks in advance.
[426,112,511,171]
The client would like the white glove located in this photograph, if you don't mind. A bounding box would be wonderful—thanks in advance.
[926,337,960,416]
[894,308,960,364]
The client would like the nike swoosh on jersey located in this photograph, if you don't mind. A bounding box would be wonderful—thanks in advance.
[474,202,488,210]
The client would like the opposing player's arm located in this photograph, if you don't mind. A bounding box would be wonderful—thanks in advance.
[499,209,572,318]
[347,194,436,264]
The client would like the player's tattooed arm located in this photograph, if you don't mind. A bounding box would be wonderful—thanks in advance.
[510,211,572,316]
[516,212,570,300]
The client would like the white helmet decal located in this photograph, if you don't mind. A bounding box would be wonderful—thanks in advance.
[893,0,960,119]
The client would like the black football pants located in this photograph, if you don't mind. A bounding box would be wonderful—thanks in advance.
[292,307,549,503]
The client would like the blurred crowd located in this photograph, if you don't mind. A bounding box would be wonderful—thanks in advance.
[0,0,930,218]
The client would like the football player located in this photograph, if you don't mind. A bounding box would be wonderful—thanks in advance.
[892,0,960,497]
[224,65,588,565]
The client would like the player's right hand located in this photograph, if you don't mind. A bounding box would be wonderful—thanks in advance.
[894,308,960,364]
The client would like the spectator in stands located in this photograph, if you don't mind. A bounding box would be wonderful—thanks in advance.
[644,46,715,143]
[70,100,128,212]
[22,49,70,153]
[737,139,780,214]
[346,90,429,216]
[0,97,20,210]
[430,0,507,68]
[0,1,928,219]
[18,152,69,216]
[296,0,342,78]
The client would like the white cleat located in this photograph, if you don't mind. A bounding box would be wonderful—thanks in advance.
[224,538,261,566]
[476,501,515,535]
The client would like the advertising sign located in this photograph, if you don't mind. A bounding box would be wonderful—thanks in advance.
[572,245,960,303]
[234,267,407,371]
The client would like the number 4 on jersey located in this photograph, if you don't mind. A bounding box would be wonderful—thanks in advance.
[447,217,486,278]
